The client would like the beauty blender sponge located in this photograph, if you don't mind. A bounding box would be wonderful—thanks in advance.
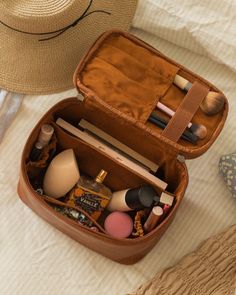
[104,212,133,238]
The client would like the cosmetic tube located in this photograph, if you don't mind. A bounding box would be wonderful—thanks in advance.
[38,124,54,147]
[107,185,158,212]
[30,141,43,161]
[144,206,163,232]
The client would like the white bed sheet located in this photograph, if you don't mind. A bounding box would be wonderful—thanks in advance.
[1,2,236,294]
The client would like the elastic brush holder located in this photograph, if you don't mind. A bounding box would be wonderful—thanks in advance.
[149,113,198,144]
[174,74,225,115]
[156,102,207,139]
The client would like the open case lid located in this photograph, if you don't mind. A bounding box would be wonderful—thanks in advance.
[73,30,228,160]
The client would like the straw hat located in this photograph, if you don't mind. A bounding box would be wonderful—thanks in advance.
[0,0,137,94]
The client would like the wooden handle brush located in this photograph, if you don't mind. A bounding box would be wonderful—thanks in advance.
[174,74,225,115]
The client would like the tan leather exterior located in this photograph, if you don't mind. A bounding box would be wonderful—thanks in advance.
[18,165,187,264]
[18,30,228,264]
[18,96,188,264]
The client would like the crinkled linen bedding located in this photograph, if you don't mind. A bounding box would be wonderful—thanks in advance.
[0,0,236,294]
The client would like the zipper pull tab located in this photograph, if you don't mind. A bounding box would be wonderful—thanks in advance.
[177,154,185,163]
[77,94,84,102]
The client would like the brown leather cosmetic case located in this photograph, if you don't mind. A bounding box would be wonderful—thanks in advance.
[18,30,228,264]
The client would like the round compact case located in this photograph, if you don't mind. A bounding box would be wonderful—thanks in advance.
[18,30,228,264]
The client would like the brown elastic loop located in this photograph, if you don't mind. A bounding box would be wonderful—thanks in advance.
[162,81,209,142]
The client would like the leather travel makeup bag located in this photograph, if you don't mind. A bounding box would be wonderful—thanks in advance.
[18,30,228,264]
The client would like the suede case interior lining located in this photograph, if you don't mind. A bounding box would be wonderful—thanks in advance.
[53,99,180,192]
[24,98,188,236]
[78,33,226,151]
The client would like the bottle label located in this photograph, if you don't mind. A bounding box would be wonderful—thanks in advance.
[68,186,110,221]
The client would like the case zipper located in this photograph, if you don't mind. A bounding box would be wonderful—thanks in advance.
[77,94,84,102]
[177,154,185,163]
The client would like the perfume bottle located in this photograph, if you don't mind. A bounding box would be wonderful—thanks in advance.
[68,170,112,221]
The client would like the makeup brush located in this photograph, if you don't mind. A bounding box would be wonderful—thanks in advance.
[149,113,198,144]
[157,102,207,139]
[174,74,225,115]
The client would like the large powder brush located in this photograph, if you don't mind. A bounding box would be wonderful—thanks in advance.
[174,75,225,116]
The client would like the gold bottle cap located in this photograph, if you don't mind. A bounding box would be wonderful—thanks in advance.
[95,170,108,183]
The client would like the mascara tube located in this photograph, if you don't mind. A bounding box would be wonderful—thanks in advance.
[30,141,43,161]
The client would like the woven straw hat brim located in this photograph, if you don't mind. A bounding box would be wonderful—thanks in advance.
[0,1,137,94]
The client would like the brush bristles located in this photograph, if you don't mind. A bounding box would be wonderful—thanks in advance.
[189,123,207,139]
[200,92,225,115]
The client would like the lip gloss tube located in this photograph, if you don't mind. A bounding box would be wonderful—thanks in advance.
[30,124,54,162]
[38,124,54,147]
[163,204,171,216]
[144,206,163,233]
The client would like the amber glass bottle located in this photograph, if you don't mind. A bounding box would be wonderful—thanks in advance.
[68,170,112,220]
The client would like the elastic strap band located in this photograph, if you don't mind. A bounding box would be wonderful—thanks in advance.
[162,81,209,142]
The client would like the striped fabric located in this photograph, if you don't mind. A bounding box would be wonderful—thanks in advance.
[0,90,23,143]
[130,225,236,295]
[0,2,236,294]
[133,0,236,73]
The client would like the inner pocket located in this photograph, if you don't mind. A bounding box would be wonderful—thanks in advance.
[24,115,187,240]
[82,57,157,123]
[80,36,179,123]
[27,123,173,239]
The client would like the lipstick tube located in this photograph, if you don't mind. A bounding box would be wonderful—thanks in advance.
[144,206,163,232]
[38,124,54,147]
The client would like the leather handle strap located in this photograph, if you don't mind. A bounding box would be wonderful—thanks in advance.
[162,81,209,142]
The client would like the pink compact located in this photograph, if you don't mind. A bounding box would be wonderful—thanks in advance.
[104,212,133,238]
